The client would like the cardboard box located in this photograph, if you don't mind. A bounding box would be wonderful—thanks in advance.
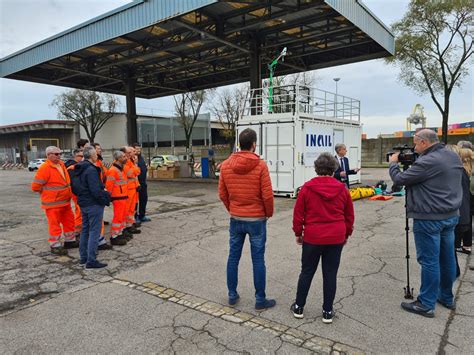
[157,169,179,179]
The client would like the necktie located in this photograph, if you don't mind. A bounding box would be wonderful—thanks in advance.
[340,158,345,172]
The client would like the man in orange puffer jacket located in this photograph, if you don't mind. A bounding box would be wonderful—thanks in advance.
[218,128,275,310]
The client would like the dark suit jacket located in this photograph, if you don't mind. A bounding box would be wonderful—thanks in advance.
[334,156,357,188]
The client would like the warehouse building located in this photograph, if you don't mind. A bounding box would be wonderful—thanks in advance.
[0,120,79,164]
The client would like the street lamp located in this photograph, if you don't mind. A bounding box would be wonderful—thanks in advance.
[333,78,340,118]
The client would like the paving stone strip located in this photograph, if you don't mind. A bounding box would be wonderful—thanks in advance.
[111,278,365,354]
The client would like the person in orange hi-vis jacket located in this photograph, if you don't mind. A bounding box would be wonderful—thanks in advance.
[120,146,141,235]
[65,148,84,237]
[105,150,129,246]
[92,142,113,250]
[31,146,77,256]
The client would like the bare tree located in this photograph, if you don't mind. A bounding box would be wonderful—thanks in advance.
[173,90,213,153]
[210,84,248,152]
[51,89,118,143]
[385,0,473,143]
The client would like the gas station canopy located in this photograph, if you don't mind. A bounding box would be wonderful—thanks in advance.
[1,0,394,99]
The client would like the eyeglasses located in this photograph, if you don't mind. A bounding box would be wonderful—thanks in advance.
[49,152,61,156]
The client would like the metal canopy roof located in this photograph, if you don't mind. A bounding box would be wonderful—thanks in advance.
[0,0,394,99]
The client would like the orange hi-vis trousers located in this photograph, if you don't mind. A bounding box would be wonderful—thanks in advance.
[45,205,75,248]
[126,190,138,227]
[71,195,82,235]
[111,199,128,238]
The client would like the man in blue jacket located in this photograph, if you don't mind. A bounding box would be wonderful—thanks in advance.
[334,144,360,188]
[72,146,111,269]
[389,129,463,317]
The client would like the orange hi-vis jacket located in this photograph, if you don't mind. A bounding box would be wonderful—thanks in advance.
[96,159,108,184]
[106,163,128,199]
[31,160,72,209]
[124,159,140,191]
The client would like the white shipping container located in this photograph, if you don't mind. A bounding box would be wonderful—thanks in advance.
[237,85,362,197]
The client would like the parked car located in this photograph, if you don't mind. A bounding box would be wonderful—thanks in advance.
[150,155,179,169]
[28,159,46,171]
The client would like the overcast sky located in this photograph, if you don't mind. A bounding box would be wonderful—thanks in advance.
[0,0,472,138]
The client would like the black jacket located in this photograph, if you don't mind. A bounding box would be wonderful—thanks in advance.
[64,159,78,181]
[459,170,471,225]
[334,156,357,188]
[72,160,110,208]
[137,154,148,185]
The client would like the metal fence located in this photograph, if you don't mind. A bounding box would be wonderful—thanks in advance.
[244,84,360,121]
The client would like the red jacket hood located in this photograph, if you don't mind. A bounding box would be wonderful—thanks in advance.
[227,151,261,174]
[304,176,346,200]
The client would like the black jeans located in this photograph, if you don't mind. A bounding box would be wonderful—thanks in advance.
[295,243,344,312]
[137,183,148,219]
[454,221,472,248]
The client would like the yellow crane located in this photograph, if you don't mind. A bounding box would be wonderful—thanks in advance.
[406,104,426,131]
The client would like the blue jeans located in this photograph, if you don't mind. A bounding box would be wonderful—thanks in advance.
[227,218,267,304]
[80,205,104,264]
[413,216,459,310]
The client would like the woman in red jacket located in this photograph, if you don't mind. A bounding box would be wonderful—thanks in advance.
[290,152,354,324]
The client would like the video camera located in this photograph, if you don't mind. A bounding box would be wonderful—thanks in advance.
[386,144,418,167]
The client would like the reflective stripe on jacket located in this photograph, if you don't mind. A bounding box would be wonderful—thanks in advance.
[31,159,72,209]
[106,163,128,199]
[124,160,141,190]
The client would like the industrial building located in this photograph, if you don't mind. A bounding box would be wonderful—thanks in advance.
[0,120,79,164]
[86,112,228,152]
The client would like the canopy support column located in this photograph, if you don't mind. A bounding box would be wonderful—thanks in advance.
[125,78,138,144]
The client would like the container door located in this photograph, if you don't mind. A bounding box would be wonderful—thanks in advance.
[264,122,294,193]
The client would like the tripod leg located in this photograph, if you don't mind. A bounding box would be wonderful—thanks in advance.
[404,193,414,299]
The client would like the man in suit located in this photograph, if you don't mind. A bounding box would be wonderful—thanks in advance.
[334,144,360,188]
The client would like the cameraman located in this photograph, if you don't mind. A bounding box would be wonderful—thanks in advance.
[389,129,463,318]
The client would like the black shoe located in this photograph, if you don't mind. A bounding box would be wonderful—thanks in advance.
[133,222,141,228]
[78,259,86,266]
[255,299,276,310]
[85,261,107,269]
[98,243,113,251]
[228,295,240,306]
[401,300,434,318]
[51,247,68,256]
[129,227,141,234]
[64,240,79,249]
[322,310,334,324]
[111,237,127,246]
[290,302,304,319]
[437,299,456,310]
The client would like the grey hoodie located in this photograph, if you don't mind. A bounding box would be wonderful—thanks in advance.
[389,143,463,220]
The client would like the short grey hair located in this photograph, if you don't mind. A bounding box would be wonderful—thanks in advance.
[335,143,346,153]
[83,146,96,160]
[45,146,59,155]
[113,150,125,160]
[416,129,439,143]
[314,152,338,176]
[457,140,472,150]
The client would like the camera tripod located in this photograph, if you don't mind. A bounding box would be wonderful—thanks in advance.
[402,164,414,299]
